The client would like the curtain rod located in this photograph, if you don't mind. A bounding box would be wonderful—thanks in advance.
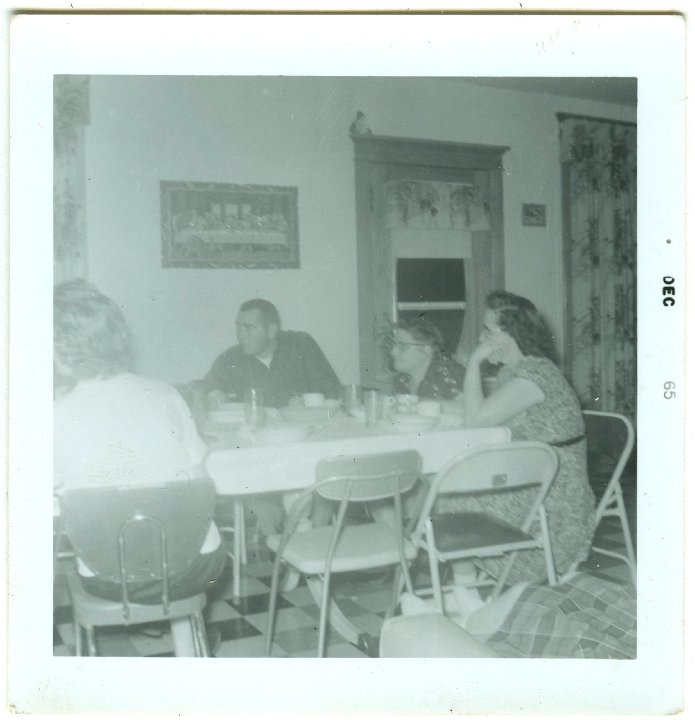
[556,111,636,128]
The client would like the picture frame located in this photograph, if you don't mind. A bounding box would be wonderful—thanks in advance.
[161,180,299,268]
[521,202,547,227]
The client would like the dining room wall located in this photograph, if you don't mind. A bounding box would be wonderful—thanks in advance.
[83,76,635,385]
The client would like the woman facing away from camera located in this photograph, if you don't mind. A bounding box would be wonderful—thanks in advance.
[445,290,596,601]
[53,279,226,655]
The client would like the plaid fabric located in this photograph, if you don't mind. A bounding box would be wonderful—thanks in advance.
[484,573,636,659]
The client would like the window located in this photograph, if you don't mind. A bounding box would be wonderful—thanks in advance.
[396,258,466,355]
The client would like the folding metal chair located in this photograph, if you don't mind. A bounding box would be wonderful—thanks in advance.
[583,411,636,584]
[410,441,559,611]
[265,449,422,657]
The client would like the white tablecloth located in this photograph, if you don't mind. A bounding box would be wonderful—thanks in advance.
[204,417,511,496]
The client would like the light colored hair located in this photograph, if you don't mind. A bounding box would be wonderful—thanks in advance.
[54,279,132,383]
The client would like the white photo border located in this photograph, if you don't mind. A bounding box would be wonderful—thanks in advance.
[7,12,687,715]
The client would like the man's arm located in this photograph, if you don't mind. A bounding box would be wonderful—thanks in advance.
[301,334,341,397]
[202,348,241,404]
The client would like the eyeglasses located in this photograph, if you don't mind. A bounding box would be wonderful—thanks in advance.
[392,341,426,351]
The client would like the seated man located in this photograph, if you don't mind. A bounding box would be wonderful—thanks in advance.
[204,298,341,538]
[203,298,341,409]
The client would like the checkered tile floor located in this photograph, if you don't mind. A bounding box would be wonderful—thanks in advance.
[53,482,636,658]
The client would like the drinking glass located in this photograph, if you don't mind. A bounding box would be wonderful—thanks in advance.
[244,388,265,429]
[342,383,361,410]
[364,390,382,427]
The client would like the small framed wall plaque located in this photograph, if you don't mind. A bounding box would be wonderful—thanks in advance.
[161,181,299,268]
[522,203,547,227]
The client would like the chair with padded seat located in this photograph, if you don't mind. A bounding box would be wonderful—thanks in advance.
[264,449,422,657]
[60,478,217,657]
[410,441,560,612]
[582,410,636,583]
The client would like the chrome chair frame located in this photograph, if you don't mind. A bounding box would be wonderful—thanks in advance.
[583,410,637,584]
[61,480,215,657]
[410,441,560,611]
[264,449,422,657]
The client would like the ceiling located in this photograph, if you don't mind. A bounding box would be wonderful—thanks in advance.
[448,77,637,107]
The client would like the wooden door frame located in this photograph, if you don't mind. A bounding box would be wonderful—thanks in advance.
[352,134,509,389]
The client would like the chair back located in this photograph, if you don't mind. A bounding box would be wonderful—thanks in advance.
[415,441,559,537]
[315,449,421,503]
[61,478,216,586]
[583,411,635,515]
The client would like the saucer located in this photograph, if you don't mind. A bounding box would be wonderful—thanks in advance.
[390,414,437,433]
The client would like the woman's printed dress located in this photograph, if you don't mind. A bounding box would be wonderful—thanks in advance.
[393,352,465,400]
[439,356,596,584]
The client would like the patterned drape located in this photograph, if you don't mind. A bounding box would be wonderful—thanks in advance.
[54,75,90,283]
[559,116,637,419]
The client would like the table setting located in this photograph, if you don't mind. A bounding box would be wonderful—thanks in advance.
[201,386,466,451]
[203,385,510,497]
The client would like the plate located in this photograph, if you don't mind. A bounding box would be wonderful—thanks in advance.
[217,401,245,412]
[252,424,311,446]
[436,413,464,428]
[349,407,366,423]
[280,405,338,423]
[207,408,245,425]
[389,414,438,433]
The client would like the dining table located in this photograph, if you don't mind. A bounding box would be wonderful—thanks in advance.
[204,408,511,496]
[202,403,512,650]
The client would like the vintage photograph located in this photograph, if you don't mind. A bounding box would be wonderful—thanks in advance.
[52,73,638,660]
[8,12,686,717]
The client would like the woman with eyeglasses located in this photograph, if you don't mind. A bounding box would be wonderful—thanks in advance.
[443,291,595,598]
[390,318,465,400]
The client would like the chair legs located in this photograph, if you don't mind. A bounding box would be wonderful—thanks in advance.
[225,499,248,598]
[264,550,285,657]
[425,522,445,613]
[72,615,210,658]
[73,619,83,656]
[539,505,557,586]
[86,626,98,656]
[592,491,637,584]
[189,612,210,657]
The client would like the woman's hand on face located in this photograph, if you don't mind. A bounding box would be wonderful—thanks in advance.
[473,331,516,365]
[470,339,498,365]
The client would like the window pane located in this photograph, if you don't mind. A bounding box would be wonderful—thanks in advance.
[396,258,465,302]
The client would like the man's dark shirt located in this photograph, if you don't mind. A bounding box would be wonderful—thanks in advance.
[203,330,341,408]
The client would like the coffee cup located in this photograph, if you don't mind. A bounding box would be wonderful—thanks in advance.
[417,400,442,417]
[395,393,419,414]
[302,392,325,408]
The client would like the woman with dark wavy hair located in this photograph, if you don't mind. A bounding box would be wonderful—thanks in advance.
[445,290,595,595]
[53,280,226,655]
